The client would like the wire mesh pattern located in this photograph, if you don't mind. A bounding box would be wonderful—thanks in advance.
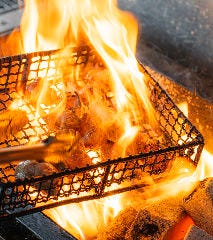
[0,46,204,219]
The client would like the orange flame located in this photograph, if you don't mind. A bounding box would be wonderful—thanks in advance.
[178,101,188,118]
[4,0,157,238]
[44,194,123,240]
[19,0,155,128]
[3,0,213,239]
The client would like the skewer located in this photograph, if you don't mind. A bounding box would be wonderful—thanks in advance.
[0,133,80,164]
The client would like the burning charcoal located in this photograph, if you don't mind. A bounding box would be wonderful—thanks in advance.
[15,160,38,180]
[0,110,28,141]
[183,178,213,236]
[34,162,59,177]
[125,198,186,240]
[15,160,60,195]
[97,207,138,240]
[184,225,213,240]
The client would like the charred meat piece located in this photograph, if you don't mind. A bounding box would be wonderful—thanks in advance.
[65,92,81,110]
[62,148,93,170]
[0,110,28,142]
[55,110,81,131]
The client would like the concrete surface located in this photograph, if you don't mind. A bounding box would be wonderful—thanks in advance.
[119,0,213,102]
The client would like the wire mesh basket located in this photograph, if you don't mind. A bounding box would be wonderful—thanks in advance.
[0,46,204,219]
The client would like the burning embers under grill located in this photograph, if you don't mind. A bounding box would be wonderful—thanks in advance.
[0,45,203,220]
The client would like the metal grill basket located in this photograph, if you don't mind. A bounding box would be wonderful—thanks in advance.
[0,46,204,219]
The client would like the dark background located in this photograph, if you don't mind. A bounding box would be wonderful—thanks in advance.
[118,0,213,103]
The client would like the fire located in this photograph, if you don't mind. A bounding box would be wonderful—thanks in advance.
[44,194,123,240]
[2,0,157,153]
[7,0,156,126]
[2,0,158,238]
[1,0,213,239]
[196,148,213,180]
[44,148,213,239]
[136,150,213,203]
[44,149,213,239]
[177,102,213,180]
[44,148,124,239]
[177,101,188,118]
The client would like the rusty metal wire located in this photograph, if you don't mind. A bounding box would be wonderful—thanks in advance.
[0,46,204,219]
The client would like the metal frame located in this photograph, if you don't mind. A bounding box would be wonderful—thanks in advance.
[0,46,204,219]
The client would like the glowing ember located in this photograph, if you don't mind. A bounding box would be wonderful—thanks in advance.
[7,0,156,125]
